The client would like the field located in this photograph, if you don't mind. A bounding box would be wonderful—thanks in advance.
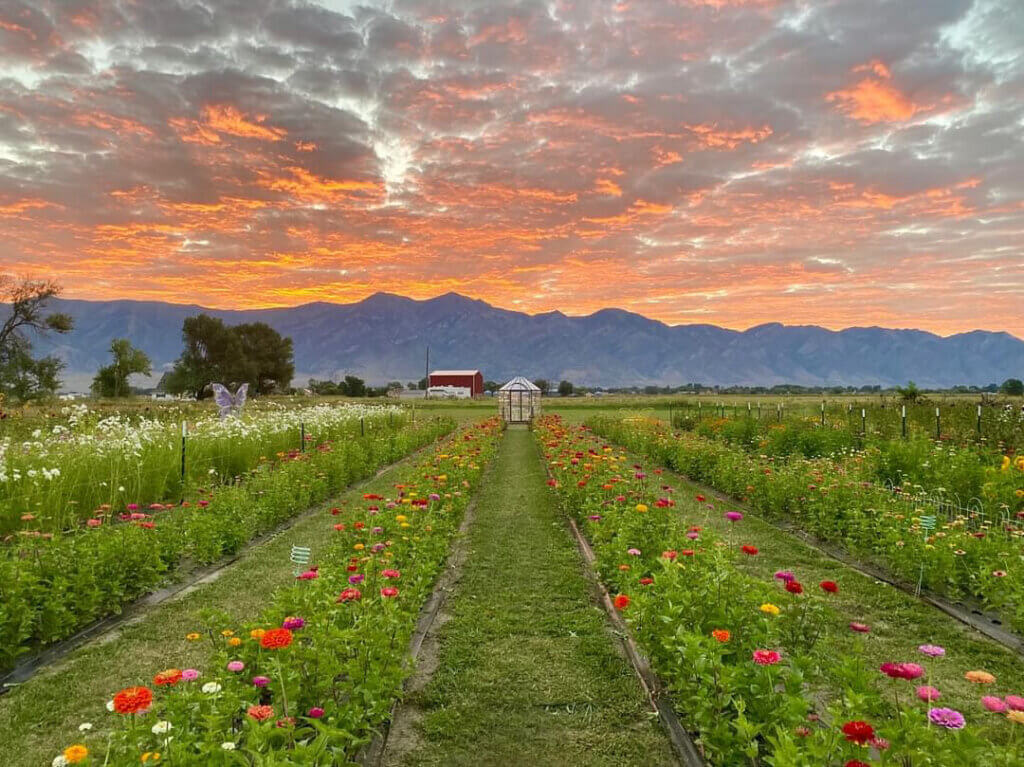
[1,395,1022,766]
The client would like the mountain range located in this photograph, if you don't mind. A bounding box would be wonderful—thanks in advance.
[29,292,1024,391]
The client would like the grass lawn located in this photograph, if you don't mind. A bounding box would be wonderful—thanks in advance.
[0,449,430,767]
[385,426,676,767]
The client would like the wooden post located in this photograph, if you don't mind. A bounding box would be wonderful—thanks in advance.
[179,421,187,503]
[902,405,907,438]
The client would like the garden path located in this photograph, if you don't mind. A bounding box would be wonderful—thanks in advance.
[381,426,676,767]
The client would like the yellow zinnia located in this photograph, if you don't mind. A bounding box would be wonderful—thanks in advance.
[760,603,781,616]
[635,504,649,513]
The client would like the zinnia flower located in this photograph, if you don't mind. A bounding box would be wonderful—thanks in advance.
[880,662,924,680]
[1008,711,1024,725]
[112,686,152,714]
[227,661,245,672]
[260,628,293,650]
[982,696,1007,712]
[711,629,730,643]
[917,685,941,702]
[201,682,222,694]
[819,580,838,594]
[965,670,996,684]
[613,594,631,610]
[928,707,965,729]
[247,705,275,722]
[845,761,870,767]
[181,669,199,681]
[62,745,88,764]
[338,588,362,602]
[252,676,271,687]
[662,550,678,560]
[382,569,401,579]
[841,720,874,745]
[785,580,803,594]
[760,603,780,616]
[725,511,743,522]
[774,570,795,583]
[918,644,945,657]
[282,617,305,630]
[849,622,871,633]
[153,668,182,686]
[307,707,325,718]
[741,545,758,555]
[627,548,641,556]
[381,586,399,598]
[752,649,781,666]
[1004,695,1024,711]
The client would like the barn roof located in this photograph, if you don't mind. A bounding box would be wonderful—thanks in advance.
[499,376,540,391]
[430,370,480,376]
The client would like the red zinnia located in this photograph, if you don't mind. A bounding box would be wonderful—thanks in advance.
[785,580,803,594]
[153,668,182,687]
[337,588,361,602]
[752,649,781,666]
[841,720,875,745]
[247,704,274,722]
[260,628,293,650]
[381,569,401,579]
[112,686,153,714]
[741,545,758,555]
[381,587,399,598]
[819,580,839,594]
[613,594,630,610]
[845,762,870,767]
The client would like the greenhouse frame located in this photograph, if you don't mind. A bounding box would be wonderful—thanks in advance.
[498,377,542,423]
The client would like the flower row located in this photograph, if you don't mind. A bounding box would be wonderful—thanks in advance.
[0,416,453,672]
[51,418,501,766]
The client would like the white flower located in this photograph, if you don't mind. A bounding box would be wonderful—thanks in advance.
[78,722,93,731]
[106,699,115,711]
[52,757,68,767]
[221,742,237,751]
[152,720,173,734]
[201,682,222,694]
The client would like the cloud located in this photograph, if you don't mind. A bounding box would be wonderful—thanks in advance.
[0,0,1019,336]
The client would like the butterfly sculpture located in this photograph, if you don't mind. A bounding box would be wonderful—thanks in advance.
[211,383,248,419]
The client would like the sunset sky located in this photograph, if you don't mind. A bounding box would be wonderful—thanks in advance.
[0,0,1021,335]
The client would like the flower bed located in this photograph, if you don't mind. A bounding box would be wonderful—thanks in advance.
[538,416,1024,766]
[587,414,1024,633]
[49,418,500,766]
[0,417,454,672]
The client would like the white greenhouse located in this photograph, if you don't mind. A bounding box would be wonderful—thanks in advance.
[498,377,542,424]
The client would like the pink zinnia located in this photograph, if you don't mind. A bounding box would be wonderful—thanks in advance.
[297,570,318,580]
[381,569,401,579]
[928,708,965,729]
[849,622,871,633]
[86,518,102,528]
[1004,695,1024,711]
[982,696,1007,712]
[282,617,305,630]
[725,511,743,522]
[253,676,271,687]
[627,548,641,556]
[918,644,945,657]
[227,661,244,672]
[880,662,924,680]
[774,570,795,583]
[181,668,199,681]
[307,706,325,718]
[337,588,361,602]
[381,587,399,598]
[349,574,365,585]
[752,649,781,666]
[917,685,941,702]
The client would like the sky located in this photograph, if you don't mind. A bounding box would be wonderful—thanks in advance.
[0,0,1022,336]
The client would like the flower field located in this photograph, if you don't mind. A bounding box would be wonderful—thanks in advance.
[0,401,413,535]
[588,414,1024,633]
[538,415,1024,765]
[0,406,453,671]
[42,418,500,766]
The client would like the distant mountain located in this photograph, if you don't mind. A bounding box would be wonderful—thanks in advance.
[29,292,1024,390]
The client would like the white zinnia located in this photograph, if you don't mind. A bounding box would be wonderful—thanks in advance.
[221,742,237,750]
[52,757,68,767]
[202,682,222,694]
[152,720,173,734]
[78,722,93,731]
[106,699,115,711]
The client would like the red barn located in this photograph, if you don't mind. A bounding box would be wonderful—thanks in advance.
[428,369,484,397]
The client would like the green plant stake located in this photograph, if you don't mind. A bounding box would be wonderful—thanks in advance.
[290,544,311,576]
[915,515,936,596]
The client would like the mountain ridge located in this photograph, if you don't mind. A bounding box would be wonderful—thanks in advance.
[24,293,1024,390]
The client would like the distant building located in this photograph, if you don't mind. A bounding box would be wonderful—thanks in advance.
[427,385,472,399]
[428,370,483,397]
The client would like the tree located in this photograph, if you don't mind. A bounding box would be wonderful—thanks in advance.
[386,381,403,392]
[165,315,294,398]
[1001,378,1024,396]
[484,380,499,393]
[533,379,550,395]
[343,375,366,397]
[234,322,294,394]
[896,381,921,403]
[407,382,418,390]
[0,276,73,400]
[91,339,152,397]
[558,380,574,397]
[417,377,427,390]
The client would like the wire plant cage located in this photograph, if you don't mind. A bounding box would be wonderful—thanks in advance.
[498,377,541,424]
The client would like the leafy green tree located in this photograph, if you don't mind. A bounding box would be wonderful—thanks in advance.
[896,381,921,403]
[343,375,366,397]
[0,276,73,401]
[234,322,294,394]
[386,381,403,392]
[165,315,248,399]
[1001,378,1024,396]
[558,380,574,397]
[91,339,152,397]
[533,379,549,394]
[484,380,499,393]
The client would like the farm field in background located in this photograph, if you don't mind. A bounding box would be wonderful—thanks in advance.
[1,393,1023,766]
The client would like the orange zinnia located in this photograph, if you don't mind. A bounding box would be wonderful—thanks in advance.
[613,594,630,610]
[260,628,294,650]
[112,686,153,714]
[153,668,183,686]
[711,629,731,643]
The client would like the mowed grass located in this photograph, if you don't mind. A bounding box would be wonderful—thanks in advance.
[0,449,430,767]
[388,427,675,767]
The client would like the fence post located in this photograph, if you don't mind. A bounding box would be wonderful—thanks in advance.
[757,401,761,419]
[976,404,982,436]
[935,407,941,440]
[747,401,751,418]
[821,401,825,427]
[777,403,782,422]
[360,417,365,437]
[902,405,907,438]
[180,421,187,503]
[300,421,305,452]
[861,408,866,436]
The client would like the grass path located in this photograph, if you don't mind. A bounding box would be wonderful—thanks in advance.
[383,426,676,767]
[0,448,432,767]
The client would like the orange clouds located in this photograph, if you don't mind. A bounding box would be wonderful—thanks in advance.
[827,62,938,124]
[171,105,286,145]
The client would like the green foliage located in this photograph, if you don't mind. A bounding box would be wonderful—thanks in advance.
[533,378,549,394]
[165,315,294,398]
[1001,378,1024,396]
[0,276,73,401]
[557,379,574,396]
[91,338,153,397]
